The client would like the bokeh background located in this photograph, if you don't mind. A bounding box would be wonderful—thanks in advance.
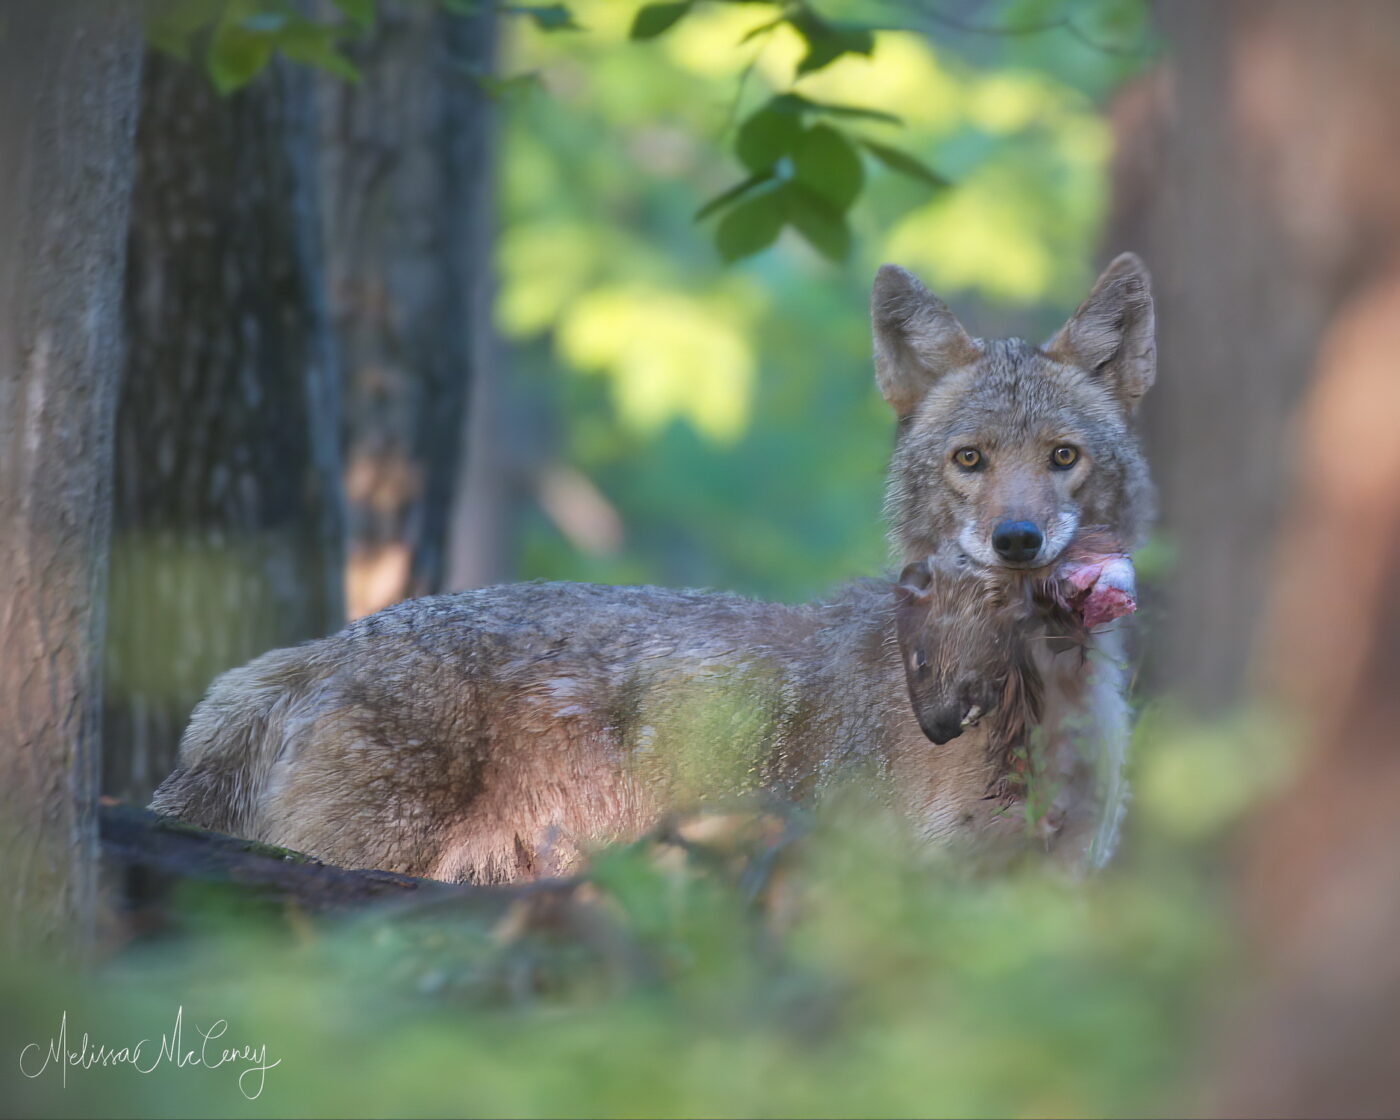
[3,1,1399,1117]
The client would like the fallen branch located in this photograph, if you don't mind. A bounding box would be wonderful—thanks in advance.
[99,801,469,912]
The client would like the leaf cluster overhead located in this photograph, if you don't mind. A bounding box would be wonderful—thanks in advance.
[144,0,948,263]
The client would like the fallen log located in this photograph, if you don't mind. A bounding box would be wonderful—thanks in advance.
[98,800,470,912]
[97,802,663,993]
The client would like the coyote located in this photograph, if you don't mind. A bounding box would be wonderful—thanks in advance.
[151,255,1155,880]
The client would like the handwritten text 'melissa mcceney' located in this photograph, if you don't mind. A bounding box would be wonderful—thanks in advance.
[18,1007,282,1101]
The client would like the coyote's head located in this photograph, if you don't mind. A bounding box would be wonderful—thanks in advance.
[872,254,1156,570]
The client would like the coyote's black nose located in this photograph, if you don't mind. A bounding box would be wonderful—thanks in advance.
[920,713,965,745]
[992,520,1043,563]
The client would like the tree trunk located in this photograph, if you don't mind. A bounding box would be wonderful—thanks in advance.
[1214,268,1400,1120]
[1114,3,1400,1114]
[103,51,344,805]
[318,0,497,616]
[0,3,143,953]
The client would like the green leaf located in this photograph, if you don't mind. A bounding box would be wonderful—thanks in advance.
[277,20,361,82]
[859,139,949,188]
[781,183,850,262]
[764,92,901,126]
[801,100,902,126]
[788,11,876,76]
[512,4,582,31]
[695,170,774,221]
[738,16,783,44]
[630,1,692,40]
[331,0,374,31]
[715,187,786,262]
[765,92,810,116]
[792,124,863,211]
[207,21,275,93]
[735,102,803,173]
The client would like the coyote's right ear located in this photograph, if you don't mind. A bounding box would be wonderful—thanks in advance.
[1045,253,1156,411]
[871,265,981,419]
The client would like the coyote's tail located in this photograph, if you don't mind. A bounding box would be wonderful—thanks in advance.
[148,645,314,836]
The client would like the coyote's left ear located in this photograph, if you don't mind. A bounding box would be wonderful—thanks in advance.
[1045,253,1155,411]
[871,265,982,419]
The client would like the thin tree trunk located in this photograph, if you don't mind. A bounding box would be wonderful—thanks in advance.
[319,1,496,616]
[0,3,143,953]
[103,51,344,805]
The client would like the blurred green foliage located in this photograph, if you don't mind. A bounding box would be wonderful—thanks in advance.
[1,710,1295,1119]
[144,0,370,90]
[139,0,1152,600]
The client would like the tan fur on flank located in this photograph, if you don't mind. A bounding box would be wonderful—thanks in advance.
[154,580,1048,882]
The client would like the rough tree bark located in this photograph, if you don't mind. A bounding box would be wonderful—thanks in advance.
[318,0,497,616]
[0,4,144,953]
[103,51,344,804]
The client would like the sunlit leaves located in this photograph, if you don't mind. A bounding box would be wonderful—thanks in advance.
[557,287,756,442]
[149,0,945,264]
[785,7,876,76]
[631,0,880,73]
[641,4,943,263]
[884,161,1059,302]
[699,92,935,263]
[629,1,694,40]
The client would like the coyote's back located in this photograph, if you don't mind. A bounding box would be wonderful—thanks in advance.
[152,582,934,883]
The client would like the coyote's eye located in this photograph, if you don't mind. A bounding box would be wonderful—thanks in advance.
[1050,445,1079,470]
[953,447,983,470]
